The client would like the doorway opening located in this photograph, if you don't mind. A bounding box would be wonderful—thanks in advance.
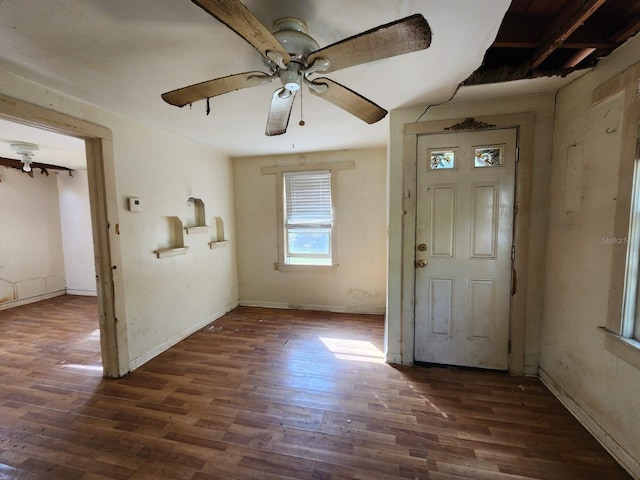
[391,113,535,374]
[0,118,94,302]
[414,127,517,370]
[0,93,125,377]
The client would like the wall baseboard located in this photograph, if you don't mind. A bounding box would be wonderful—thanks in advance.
[539,368,640,479]
[238,300,386,316]
[385,353,405,364]
[0,290,65,311]
[128,300,239,372]
[66,289,97,297]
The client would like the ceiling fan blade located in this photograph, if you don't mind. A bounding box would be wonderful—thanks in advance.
[162,71,273,107]
[191,0,291,66]
[265,87,297,136]
[308,78,387,124]
[306,14,431,74]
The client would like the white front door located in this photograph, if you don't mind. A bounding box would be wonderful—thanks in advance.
[414,128,517,370]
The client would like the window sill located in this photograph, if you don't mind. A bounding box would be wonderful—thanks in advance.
[599,326,640,370]
[275,263,338,272]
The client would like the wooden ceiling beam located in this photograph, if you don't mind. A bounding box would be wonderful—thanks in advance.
[530,0,608,70]
[493,38,614,49]
[609,14,640,43]
[563,47,596,68]
[0,156,73,174]
[493,16,614,49]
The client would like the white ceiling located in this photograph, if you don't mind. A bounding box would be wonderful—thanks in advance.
[0,0,577,168]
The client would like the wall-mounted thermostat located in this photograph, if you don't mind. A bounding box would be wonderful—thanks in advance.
[128,197,142,212]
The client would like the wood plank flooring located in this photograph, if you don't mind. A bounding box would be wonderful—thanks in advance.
[0,295,631,479]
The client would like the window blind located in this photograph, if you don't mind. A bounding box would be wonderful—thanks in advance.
[284,170,332,226]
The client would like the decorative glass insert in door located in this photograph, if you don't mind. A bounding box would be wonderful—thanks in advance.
[474,146,503,167]
[430,150,455,169]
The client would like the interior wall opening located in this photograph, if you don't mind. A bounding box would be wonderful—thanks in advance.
[0,93,123,377]
[0,117,100,367]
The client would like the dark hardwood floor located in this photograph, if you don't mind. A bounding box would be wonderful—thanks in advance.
[0,295,631,479]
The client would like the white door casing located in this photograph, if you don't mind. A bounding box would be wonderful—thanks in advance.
[414,128,517,369]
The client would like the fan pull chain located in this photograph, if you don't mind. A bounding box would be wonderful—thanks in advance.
[299,87,305,127]
[206,98,211,116]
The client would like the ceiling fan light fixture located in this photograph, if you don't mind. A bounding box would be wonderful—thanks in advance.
[279,68,302,92]
[10,142,39,173]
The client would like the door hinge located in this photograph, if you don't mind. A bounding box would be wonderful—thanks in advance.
[515,147,520,163]
[511,245,516,261]
[508,339,512,353]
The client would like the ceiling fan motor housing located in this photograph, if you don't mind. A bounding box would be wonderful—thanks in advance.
[272,17,320,91]
[272,17,319,58]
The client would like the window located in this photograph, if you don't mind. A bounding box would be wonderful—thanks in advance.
[592,69,640,370]
[283,170,333,265]
[604,151,640,371]
[261,160,352,270]
[622,157,640,342]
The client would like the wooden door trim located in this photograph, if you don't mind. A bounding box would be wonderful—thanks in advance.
[400,113,535,374]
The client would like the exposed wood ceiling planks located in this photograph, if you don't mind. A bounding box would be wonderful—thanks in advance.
[529,0,607,69]
[465,0,640,85]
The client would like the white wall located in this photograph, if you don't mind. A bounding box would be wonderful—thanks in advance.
[117,127,238,369]
[57,170,97,296]
[233,148,387,314]
[0,166,66,307]
[0,71,238,372]
[540,35,640,476]
[388,93,555,371]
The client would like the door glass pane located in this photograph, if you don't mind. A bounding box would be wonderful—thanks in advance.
[474,146,503,167]
[430,150,455,170]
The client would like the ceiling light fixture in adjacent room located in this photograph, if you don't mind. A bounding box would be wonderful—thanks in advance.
[10,142,39,172]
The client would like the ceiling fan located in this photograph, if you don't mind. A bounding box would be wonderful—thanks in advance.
[162,0,432,136]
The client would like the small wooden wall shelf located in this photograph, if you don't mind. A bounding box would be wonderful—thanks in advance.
[155,246,189,258]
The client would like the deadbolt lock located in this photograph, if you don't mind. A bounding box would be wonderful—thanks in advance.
[415,258,428,268]
[417,243,427,251]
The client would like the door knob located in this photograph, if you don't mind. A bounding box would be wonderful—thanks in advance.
[415,259,428,268]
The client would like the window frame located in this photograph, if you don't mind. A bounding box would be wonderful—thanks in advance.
[282,170,333,266]
[610,138,640,365]
[597,64,640,370]
[260,161,354,272]
[607,152,640,368]
[623,157,640,342]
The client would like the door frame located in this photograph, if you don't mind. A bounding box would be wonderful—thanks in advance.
[395,113,535,374]
[414,127,518,369]
[0,93,128,378]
